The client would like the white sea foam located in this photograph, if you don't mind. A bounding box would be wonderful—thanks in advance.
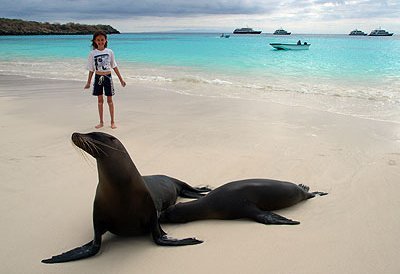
[1,58,400,124]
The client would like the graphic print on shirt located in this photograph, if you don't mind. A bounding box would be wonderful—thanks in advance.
[94,54,111,71]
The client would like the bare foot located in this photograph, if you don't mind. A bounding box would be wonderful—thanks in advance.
[95,122,104,129]
[111,123,117,129]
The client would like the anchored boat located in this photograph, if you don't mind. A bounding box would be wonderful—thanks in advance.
[233,27,262,34]
[273,28,291,35]
[369,28,393,36]
[270,42,310,50]
[349,29,367,36]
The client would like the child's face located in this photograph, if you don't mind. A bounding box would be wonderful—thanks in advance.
[94,35,107,50]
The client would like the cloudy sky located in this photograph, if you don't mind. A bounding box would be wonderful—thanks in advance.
[1,0,399,34]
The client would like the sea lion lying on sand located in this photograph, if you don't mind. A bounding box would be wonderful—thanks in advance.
[160,179,327,225]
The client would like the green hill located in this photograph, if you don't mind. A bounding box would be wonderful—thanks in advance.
[0,18,120,35]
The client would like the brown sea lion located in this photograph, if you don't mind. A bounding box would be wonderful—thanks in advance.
[160,179,327,225]
[42,132,209,264]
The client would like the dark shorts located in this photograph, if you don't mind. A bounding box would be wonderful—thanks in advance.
[93,74,115,96]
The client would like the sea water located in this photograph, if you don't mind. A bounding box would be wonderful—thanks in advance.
[0,33,399,123]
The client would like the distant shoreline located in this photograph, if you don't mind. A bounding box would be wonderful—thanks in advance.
[0,32,120,36]
[0,18,120,36]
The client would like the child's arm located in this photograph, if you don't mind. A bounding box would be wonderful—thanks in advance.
[84,71,94,89]
[113,67,126,87]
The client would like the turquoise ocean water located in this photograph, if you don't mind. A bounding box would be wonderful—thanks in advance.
[0,33,400,122]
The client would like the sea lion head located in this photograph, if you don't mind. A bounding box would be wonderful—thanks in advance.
[71,132,128,159]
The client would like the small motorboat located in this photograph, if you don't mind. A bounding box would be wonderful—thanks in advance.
[220,33,230,38]
[270,42,310,50]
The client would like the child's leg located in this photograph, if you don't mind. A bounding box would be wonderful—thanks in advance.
[96,95,104,128]
[107,96,116,129]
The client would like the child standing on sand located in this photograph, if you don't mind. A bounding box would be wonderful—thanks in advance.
[84,31,126,129]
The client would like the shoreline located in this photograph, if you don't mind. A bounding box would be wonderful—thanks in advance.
[1,75,400,273]
[1,66,400,125]
[0,64,400,125]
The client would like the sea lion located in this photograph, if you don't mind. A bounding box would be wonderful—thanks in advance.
[42,132,209,264]
[160,179,327,225]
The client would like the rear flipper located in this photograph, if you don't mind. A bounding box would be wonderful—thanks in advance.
[298,184,328,198]
[311,191,328,196]
[178,181,212,199]
[308,191,328,199]
[41,240,101,264]
[181,187,211,198]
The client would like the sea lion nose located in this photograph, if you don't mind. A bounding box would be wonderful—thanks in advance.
[71,132,82,143]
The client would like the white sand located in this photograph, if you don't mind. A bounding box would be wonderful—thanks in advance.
[1,74,400,274]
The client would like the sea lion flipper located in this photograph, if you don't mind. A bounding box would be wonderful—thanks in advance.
[155,235,203,246]
[311,191,328,196]
[180,188,209,198]
[151,221,203,246]
[254,211,300,225]
[41,238,101,264]
[173,178,212,198]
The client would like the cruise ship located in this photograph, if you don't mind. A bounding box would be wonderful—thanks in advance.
[369,28,394,36]
[349,29,367,36]
[273,28,291,35]
[233,28,262,34]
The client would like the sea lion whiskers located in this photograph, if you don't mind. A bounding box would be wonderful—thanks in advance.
[72,133,107,158]
[70,139,96,168]
[77,135,108,157]
[84,138,107,157]
[89,139,127,154]
[72,142,95,168]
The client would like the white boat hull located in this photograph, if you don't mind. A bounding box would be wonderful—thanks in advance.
[270,43,310,50]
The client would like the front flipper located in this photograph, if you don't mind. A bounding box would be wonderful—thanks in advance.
[254,211,300,225]
[151,220,202,246]
[154,235,203,246]
[42,227,104,264]
[41,239,101,264]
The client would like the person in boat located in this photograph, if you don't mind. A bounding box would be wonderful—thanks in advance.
[304,42,308,45]
[297,40,301,45]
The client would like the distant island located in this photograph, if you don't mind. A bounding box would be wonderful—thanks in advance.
[0,18,120,35]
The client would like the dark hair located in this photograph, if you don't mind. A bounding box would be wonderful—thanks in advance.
[91,31,108,49]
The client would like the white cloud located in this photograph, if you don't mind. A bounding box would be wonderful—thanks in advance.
[0,0,399,33]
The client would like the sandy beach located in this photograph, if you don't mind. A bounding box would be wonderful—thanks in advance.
[1,74,400,274]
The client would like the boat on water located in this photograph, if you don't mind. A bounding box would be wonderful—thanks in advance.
[270,42,310,50]
[349,29,367,36]
[273,28,291,35]
[233,28,262,34]
[369,28,393,36]
[220,33,230,38]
